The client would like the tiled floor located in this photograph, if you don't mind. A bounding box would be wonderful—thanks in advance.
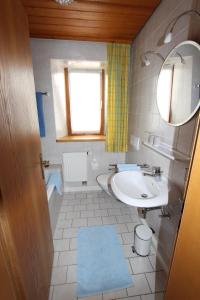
[49,191,167,300]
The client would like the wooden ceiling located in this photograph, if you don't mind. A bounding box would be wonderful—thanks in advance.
[22,0,161,43]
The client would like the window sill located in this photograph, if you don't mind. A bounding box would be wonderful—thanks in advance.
[56,135,106,142]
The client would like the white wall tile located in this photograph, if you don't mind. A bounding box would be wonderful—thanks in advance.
[31,39,125,185]
[51,266,68,285]
[127,0,198,273]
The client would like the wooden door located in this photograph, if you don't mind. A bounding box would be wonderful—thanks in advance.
[0,0,53,299]
[0,221,17,300]
[165,117,200,299]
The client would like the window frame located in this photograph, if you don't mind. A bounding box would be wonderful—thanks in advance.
[64,67,105,137]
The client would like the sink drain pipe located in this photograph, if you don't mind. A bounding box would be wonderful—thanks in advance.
[138,206,171,219]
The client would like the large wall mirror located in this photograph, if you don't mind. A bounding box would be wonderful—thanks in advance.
[157,41,200,126]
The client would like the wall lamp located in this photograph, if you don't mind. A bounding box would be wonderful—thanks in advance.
[163,9,200,44]
[141,51,165,67]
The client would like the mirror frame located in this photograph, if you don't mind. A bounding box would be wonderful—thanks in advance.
[156,40,200,127]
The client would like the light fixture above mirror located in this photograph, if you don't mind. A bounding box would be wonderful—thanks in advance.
[163,10,200,44]
[141,51,164,67]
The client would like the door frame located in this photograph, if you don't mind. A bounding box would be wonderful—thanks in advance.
[165,112,200,299]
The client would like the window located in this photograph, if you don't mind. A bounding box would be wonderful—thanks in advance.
[64,66,105,137]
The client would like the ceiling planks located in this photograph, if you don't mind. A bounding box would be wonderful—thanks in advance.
[22,0,161,43]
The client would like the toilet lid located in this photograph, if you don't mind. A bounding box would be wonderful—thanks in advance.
[135,225,152,240]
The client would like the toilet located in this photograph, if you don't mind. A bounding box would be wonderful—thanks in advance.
[96,173,114,197]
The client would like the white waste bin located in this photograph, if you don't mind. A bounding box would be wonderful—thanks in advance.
[134,224,152,256]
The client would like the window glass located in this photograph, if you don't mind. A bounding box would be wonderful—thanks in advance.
[69,70,101,134]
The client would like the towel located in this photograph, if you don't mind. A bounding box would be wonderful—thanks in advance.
[36,92,46,137]
[48,171,63,195]
[117,164,140,172]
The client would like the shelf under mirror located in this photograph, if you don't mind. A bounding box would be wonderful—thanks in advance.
[142,142,191,162]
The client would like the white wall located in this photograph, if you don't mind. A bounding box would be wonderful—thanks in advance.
[127,0,199,272]
[31,39,125,186]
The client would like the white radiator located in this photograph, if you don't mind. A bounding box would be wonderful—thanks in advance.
[63,152,87,182]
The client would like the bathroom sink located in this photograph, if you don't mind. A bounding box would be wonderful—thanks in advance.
[111,170,169,208]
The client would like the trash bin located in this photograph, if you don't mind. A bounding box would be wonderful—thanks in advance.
[134,224,152,256]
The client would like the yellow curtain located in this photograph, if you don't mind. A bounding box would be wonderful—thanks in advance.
[106,43,130,152]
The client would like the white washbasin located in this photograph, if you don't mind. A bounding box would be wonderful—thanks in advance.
[111,170,169,208]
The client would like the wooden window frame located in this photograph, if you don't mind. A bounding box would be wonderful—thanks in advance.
[64,67,105,137]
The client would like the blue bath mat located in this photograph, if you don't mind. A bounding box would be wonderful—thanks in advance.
[77,226,133,297]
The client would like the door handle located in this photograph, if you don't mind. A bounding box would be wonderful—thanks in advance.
[39,153,45,180]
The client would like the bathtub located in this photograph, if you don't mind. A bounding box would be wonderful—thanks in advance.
[44,165,63,235]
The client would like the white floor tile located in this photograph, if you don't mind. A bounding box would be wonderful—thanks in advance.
[57,213,67,221]
[122,232,134,244]
[52,283,77,300]
[130,257,153,274]
[66,199,81,206]
[116,215,133,224]
[72,218,87,227]
[70,238,77,250]
[126,223,138,233]
[99,203,114,209]
[118,297,140,300]
[60,203,74,210]
[115,223,129,233]
[56,219,72,229]
[81,210,95,218]
[94,209,108,217]
[102,216,117,225]
[63,228,79,238]
[103,288,127,300]
[52,192,167,300]
[117,234,123,244]
[87,204,100,210]
[127,274,151,296]
[149,246,156,256]
[53,239,70,252]
[58,250,77,266]
[148,256,163,271]
[51,266,68,285]
[87,217,103,226]
[120,207,133,215]
[78,295,103,300]
[60,205,74,213]
[112,203,127,210]
[63,194,75,200]
[108,208,121,216]
[75,192,87,199]
[74,204,86,210]
[48,286,54,300]
[127,259,133,274]
[66,211,81,219]
[131,215,140,222]
[53,252,59,267]
[54,229,64,240]
[62,201,75,208]
[123,245,137,258]
[67,265,77,283]
[141,293,164,300]
[145,271,167,293]
[85,192,96,198]
[83,198,96,204]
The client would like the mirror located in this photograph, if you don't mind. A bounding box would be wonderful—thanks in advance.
[157,41,200,126]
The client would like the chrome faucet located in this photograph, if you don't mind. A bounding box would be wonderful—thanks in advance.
[143,166,162,177]
[138,163,150,169]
